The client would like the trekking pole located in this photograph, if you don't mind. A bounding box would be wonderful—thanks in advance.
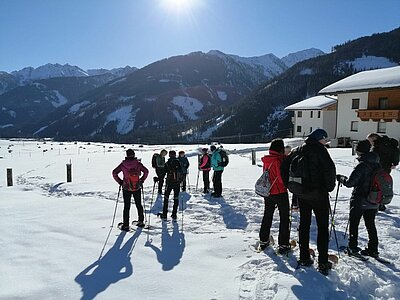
[147,177,158,228]
[187,172,191,192]
[329,180,341,239]
[195,168,200,191]
[343,206,352,239]
[99,185,121,259]
[328,202,341,257]
[142,187,147,225]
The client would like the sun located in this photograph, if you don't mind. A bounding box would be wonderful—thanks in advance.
[161,0,198,14]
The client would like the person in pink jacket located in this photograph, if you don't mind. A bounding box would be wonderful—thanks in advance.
[112,149,149,230]
[199,148,211,193]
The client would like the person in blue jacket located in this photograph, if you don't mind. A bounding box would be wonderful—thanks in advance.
[210,145,224,197]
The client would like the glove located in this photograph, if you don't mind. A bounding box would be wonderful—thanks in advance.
[153,176,159,183]
[118,179,123,186]
[336,175,347,184]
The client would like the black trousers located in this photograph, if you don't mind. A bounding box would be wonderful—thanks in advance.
[298,194,330,264]
[156,168,165,194]
[163,182,180,216]
[212,170,223,195]
[259,193,290,246]
[181,173,187,191]
[123,189,143,226]
[202,170,210,191]
[349,206,378,252]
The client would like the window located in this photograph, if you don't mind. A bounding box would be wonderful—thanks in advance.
[318,111,321,118]
[377,121,386,133]
[297,111,302,118]
[310,111,313,118]
[351,121,358,132]
[379,98,388,109]
[352,98,360,109]
[297,125,302,132]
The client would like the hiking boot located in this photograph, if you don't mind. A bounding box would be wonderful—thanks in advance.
[258,240,270,251]
[158,213,167,220]
[203,189,209,193]
[171,214,177,220]
[346,247,361,256]
[136,221,145,228]
[297,258,314,267]
[120,224,130,231]
[360,248,379,258]
[277,245,291,255]
[318,261,332,276]
[378,204,386,212]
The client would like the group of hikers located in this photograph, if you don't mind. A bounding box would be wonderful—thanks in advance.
[259,129,398,275]
[112,128,399,276]
[112,145,226,230]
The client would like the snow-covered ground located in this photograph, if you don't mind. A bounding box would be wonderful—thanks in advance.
[0,138,399,300]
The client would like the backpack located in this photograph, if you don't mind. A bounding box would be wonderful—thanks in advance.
[367,167,393,205]
[255,164,278,197]
[166,158,181,183]
[151,153,159,169]
[287,149,311,196]
[125,169,140,191]
[218,149,229,167]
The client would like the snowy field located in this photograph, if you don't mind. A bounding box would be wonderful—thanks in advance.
[0,138,399,300]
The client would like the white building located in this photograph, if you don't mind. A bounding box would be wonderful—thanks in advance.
[285,95,337,138]
[319,66,400,141]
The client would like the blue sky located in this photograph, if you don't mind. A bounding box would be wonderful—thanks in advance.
[1,0,399,72]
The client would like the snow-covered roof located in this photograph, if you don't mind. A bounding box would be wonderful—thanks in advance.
[319,66,400,94]
[284,95,337,111]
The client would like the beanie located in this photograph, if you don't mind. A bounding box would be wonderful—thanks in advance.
[169,150,176,157]
[210,145,216,152]
[308,128,328,141]
[126,149,135,157]
[356,139,371,154]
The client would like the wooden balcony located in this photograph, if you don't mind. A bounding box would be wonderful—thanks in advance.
[357,109,400,121]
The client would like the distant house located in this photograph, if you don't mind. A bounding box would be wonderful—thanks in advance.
[319,66,400,141]
[285,95,337,138]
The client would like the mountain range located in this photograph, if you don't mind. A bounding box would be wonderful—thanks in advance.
[0,27,399,143]
[0,48,324,140]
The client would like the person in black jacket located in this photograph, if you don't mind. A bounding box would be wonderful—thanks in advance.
[337,140,381,257]
[281,128,336,275]
[160,151,182,220]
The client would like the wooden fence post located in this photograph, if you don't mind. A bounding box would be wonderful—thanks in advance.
[251,150,256,165]
[66,163,72,182]
[7,168,13,186]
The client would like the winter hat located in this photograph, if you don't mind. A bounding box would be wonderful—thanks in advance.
[308,128,328,141]
[210,145,216,152]
[201,148,208,153]
[126,149,135,157]
[356,139,371,154]
[169,150,176,157]
[269,138,284,153]
[179,150,185,155]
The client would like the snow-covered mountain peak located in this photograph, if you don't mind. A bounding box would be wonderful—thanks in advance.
[281,48,325,68]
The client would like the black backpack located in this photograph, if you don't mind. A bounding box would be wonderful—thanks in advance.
[151,153,159,169]
[166,158,182,183]
[218,149,229,167]
[287,147,311,196]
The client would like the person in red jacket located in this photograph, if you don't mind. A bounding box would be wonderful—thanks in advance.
[112,149,149,230]
[259,138,290,254]
[199,148,211,193]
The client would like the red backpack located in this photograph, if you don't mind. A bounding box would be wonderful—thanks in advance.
[367,167,393,205]
[125,169,140,191]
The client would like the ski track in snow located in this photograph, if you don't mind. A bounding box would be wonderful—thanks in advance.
[1,140,400,299]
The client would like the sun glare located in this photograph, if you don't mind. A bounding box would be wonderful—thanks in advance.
[161,0,199,14]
